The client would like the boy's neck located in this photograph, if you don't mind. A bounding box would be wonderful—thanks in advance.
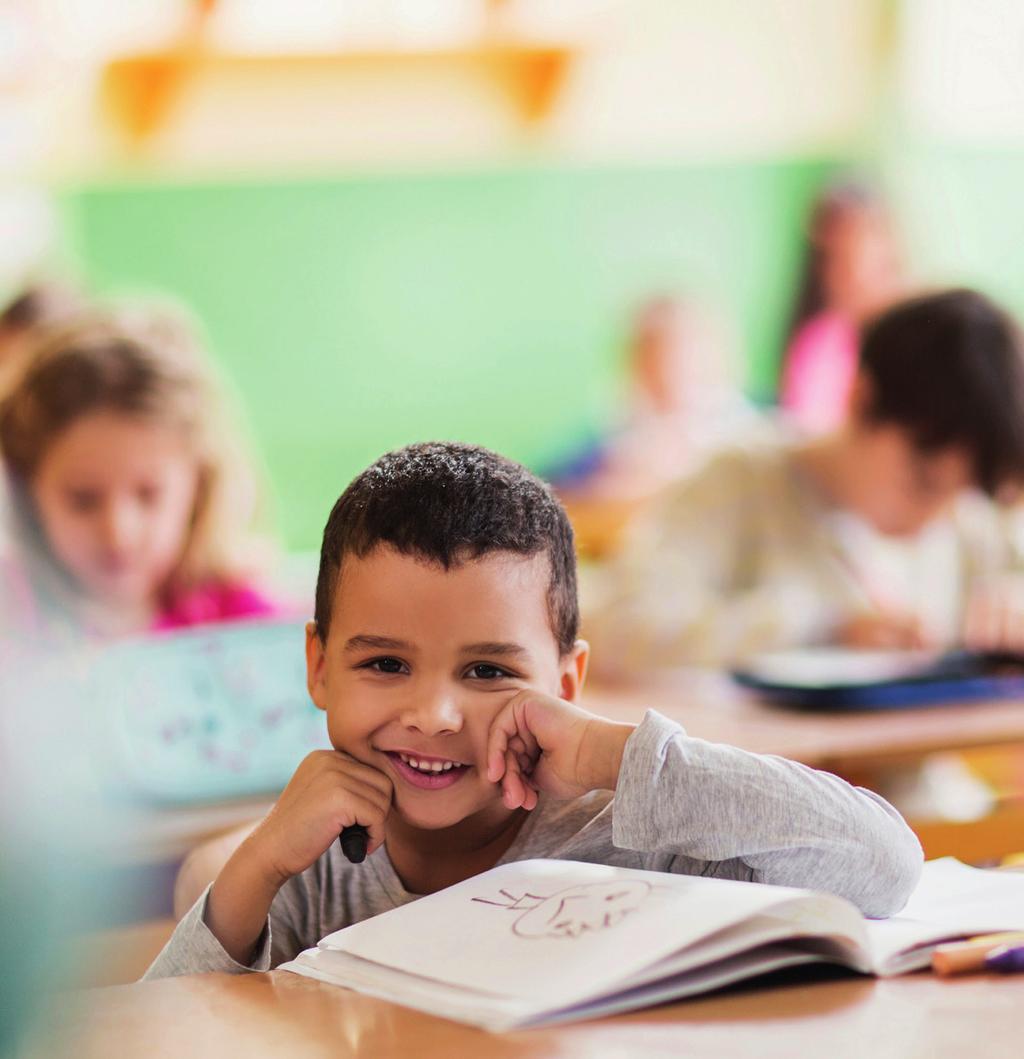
[385,804,530,896]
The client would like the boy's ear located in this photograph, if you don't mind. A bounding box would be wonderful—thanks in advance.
[559,639,590,703]
[305,620,328,712]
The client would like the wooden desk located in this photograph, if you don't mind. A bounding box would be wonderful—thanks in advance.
[36,968,1021,1059]
[584,672,1024,774]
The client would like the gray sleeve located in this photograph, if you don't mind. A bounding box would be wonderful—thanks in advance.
[142,884,274,979]
[143,864,329,979]
[612,710,923,918]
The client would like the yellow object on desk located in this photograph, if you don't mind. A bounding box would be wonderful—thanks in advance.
[931,932,1024,976]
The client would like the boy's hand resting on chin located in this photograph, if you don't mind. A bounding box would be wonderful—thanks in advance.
[486,690,636,810]
[243,751,393,888]
[206,751,391,964]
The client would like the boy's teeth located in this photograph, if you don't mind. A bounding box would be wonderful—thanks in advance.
[398,752,460,773]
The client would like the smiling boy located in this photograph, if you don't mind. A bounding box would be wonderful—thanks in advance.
[146,443,921,978]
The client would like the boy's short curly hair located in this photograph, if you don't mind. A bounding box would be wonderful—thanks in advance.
[314,442,579,655]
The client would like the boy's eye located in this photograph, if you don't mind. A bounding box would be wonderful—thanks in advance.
[467,663,512,681]
[363,657,407,675]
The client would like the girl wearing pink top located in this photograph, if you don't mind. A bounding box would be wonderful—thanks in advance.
[0,303,284,643]
[779,180,906,434]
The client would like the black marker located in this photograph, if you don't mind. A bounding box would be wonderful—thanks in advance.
[339,824,369,864]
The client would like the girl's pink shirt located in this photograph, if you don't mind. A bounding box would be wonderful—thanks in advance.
[779,311,858,435]
[151,580,282,632]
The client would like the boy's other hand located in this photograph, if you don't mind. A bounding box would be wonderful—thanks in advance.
[485,691,635,810]
[241,750,393,890]
[964,575,1024,652]
[837,610,929,650]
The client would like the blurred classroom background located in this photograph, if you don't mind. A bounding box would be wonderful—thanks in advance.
[4,0,1024,548]
[5,0,1024,1049]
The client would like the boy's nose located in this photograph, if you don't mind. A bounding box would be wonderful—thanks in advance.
[399,692,464,737]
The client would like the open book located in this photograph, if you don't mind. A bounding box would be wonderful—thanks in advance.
[279,857,1024,1031]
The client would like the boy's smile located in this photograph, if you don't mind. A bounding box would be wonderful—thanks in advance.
[386,751,471,789]
[306,544,586,841]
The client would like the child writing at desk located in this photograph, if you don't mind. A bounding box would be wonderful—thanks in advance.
[146,442,920,977]
[586,288,1024,672]
[0,305,281,643]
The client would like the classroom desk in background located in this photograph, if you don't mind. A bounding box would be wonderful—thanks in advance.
[586,671,1024,770]
[586,672,1024,862]
[31,967,1022,1059]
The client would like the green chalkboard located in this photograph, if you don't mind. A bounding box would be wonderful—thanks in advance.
[60,158,834,548]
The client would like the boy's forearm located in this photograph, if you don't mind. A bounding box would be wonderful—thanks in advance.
[205,844,284,966]
[614,710,922,916]
[578,718,635,791]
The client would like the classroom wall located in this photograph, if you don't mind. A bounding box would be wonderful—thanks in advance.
[47,0,1024,555]
[889,0,1024,316]
[893,147,1024,315]
[35,1,887,172]
[60,157,834,549]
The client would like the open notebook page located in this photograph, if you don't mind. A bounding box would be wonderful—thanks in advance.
[311,860,863,1012]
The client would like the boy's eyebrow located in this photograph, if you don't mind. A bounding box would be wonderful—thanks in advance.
[461,641,530,658]
[344,634,415,652]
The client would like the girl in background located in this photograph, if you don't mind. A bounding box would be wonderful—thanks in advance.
[0,304,283,641]
[550,295,762,558]
[779,180,906,435]
[556,295,757,500]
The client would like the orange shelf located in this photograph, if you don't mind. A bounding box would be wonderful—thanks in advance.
[101,42,573,145]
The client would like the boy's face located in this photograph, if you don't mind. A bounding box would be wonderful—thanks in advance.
[306,545,587,834]
[844,423,973,537]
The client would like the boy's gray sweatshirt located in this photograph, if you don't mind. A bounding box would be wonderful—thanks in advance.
[145,710,922,979]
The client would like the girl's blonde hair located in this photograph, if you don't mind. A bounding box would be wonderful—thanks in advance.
[0,302,272,598]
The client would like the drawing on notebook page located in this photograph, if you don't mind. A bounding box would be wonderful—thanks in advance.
[471,880,654,939]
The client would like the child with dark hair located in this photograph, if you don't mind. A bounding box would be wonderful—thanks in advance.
[147,441,920,978]
[588,288,1024,670]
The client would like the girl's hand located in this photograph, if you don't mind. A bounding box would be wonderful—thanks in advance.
[836,610,929,650]
[485,690,635,810]
[240,750,393,890]
[964,576,1024,652]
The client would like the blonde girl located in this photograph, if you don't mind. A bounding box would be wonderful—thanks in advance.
[0,304,282,639]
